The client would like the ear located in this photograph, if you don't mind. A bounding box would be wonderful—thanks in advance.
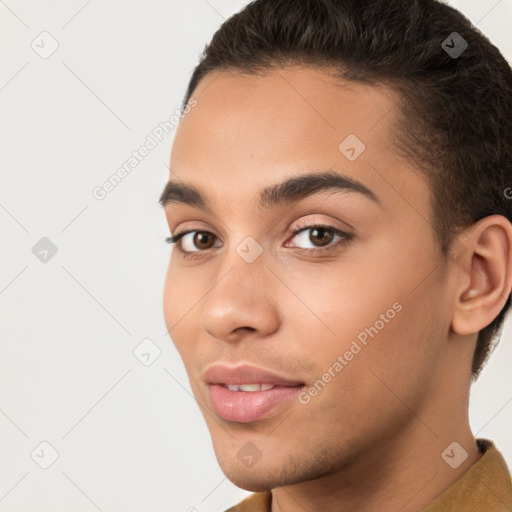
[451,215,512,336]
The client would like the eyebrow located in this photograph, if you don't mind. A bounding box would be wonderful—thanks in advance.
[158,170,380,212]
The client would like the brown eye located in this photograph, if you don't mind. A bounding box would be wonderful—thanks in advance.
[166,230,222,253]
[286,224,352,254]
[192,232,216,250]
[308,227,334,247]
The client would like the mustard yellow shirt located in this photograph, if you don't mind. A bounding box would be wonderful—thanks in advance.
[225,439,512,511]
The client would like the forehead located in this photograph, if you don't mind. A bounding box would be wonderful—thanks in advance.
[169,66,429,217]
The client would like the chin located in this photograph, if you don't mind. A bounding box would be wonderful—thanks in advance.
[214,454,277,491]
[223,469,275,492]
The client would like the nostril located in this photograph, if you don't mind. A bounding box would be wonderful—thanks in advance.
[235,326,256,333]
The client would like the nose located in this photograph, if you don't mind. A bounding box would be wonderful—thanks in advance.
[200,250,281,344]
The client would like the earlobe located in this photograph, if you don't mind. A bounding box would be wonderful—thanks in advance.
[451,215,512,336]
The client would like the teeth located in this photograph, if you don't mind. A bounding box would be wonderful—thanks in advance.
[225,383,276,392]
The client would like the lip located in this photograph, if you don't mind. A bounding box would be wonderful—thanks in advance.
[204,363,305,387]
[204,364,305,423]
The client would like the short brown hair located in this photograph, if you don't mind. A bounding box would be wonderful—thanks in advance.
[181,0,512,378]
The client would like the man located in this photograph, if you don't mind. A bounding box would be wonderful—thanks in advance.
[159,0,512,510]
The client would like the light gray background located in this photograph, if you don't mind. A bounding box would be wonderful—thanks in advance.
[1,1,511,511]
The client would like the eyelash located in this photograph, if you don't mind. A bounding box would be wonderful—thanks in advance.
[165,219,353,259]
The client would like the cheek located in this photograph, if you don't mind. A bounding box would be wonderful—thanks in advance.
[162,258,200,361]
[163,253,204,321]
[276,300,440,453]
[283,240,446,397]
[280,255,404,358]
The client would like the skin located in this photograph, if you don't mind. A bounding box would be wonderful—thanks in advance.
[161,66,512,512]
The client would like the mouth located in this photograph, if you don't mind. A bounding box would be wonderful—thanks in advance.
[204,364,305,423]
[223,383,280,392]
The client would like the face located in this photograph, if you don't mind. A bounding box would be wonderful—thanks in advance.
[161,66,455,491]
